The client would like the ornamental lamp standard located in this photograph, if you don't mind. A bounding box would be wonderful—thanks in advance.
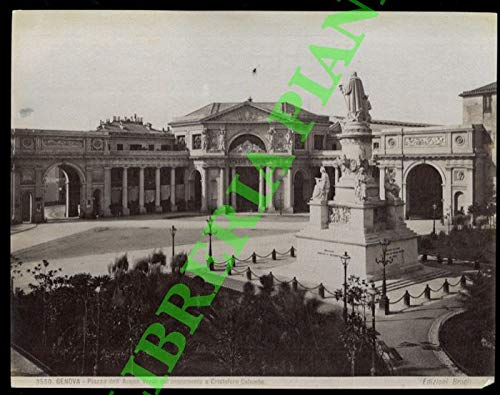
[432,203,437,236]
[376,238,393,315]
[205,217,215,258]
[170,225,177,258]
[339,251,351,322]
[367,281,378,377]
[93,285,101,376]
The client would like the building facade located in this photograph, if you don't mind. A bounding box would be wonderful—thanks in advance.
[11,84,496,224]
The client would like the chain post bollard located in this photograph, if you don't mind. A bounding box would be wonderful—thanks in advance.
[292,277,298,292]
[207,256,214,271]
[403,290,411,306]
[272,249,277,261]
[269,272,274,286]
[290,246,295,257]
[447,256,453,265]
[443,279,450,294]
[252,252,257,264]
[424,284,431,300]
[474,260,480,270]
[246,267,252,281]
[227,256,236,276]
[460,274,467,289]
[318,283,325,298]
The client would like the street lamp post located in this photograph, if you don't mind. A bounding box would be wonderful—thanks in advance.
[93,285,101,376]
[170,225,177,258]
[205,217,214,258]
[368,281,378,376]
[340,251,351,322]
[376,239,393,315]
[432,203,437,236]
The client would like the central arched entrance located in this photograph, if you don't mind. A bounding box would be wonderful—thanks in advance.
[406,164,443,219]
[43,163,84,220]
[236,167,260,212]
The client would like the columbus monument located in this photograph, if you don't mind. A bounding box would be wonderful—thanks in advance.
[296,72,420,284]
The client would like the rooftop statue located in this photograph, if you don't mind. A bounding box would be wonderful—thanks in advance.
[339,72,372,123]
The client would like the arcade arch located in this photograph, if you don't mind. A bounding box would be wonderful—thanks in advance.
[405,163,444,219]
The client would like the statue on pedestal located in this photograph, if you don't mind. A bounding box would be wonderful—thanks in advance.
[339,72,372,123]
[310,166,330,202]
[218,127,226,152]
[286,129,293,150]
[201,128,208,150]
[384,169,401,203]
[354,167,368,202]
[268,127,276,151]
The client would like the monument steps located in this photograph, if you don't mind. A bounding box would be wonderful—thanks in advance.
[377,268,453,293]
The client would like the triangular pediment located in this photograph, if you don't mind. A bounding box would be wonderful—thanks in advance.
[204,103,271,123]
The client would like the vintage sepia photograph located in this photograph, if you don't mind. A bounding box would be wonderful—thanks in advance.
[10,4,496,390]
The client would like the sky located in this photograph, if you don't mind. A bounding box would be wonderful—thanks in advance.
[12,11,497,131]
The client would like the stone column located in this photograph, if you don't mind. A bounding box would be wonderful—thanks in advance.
[201,167,208,212]
[444,167,453,221]
[11,165,15,222]
[184,168,190,207]
[33,168,45,223]
[258,168,265,211]
[224,165,230,205]
[170,167,177,212]
[86,167,93,218]
[266,166,276,212]
[103,166,112,216]
[230,167,237,210]
[218,167,225,207]
[334,166,340,184]
[139,167,146,214]
[379,166,386,201]
[155,167,162,213]
[284,168,293,212]
[122,167,129,216]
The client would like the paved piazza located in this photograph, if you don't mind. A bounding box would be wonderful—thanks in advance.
[11,214,447,291]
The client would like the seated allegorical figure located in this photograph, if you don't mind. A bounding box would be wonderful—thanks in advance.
[311,166,330,202]
[384,169,401,203]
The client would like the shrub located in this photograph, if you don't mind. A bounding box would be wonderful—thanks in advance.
[170,252,188,275]
[476,215,489,229]
[418,236,433,254]
[133,256,150,274]
[151,250,166,266]
[108,254,129,278]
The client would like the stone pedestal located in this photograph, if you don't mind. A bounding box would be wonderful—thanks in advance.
[296,117,421,290]
[308,201,330,229]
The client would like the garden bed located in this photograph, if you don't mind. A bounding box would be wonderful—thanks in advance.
[11,257,387,377]
[439,311,495,376]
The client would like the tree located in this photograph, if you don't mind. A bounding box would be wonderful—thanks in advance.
[340,311,370,376]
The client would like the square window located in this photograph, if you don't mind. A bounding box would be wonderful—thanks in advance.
[484,95,492,113]
[117,144,123,151]
[294,133,305,149]
[149,145,154,151]
[314,135,324,150]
